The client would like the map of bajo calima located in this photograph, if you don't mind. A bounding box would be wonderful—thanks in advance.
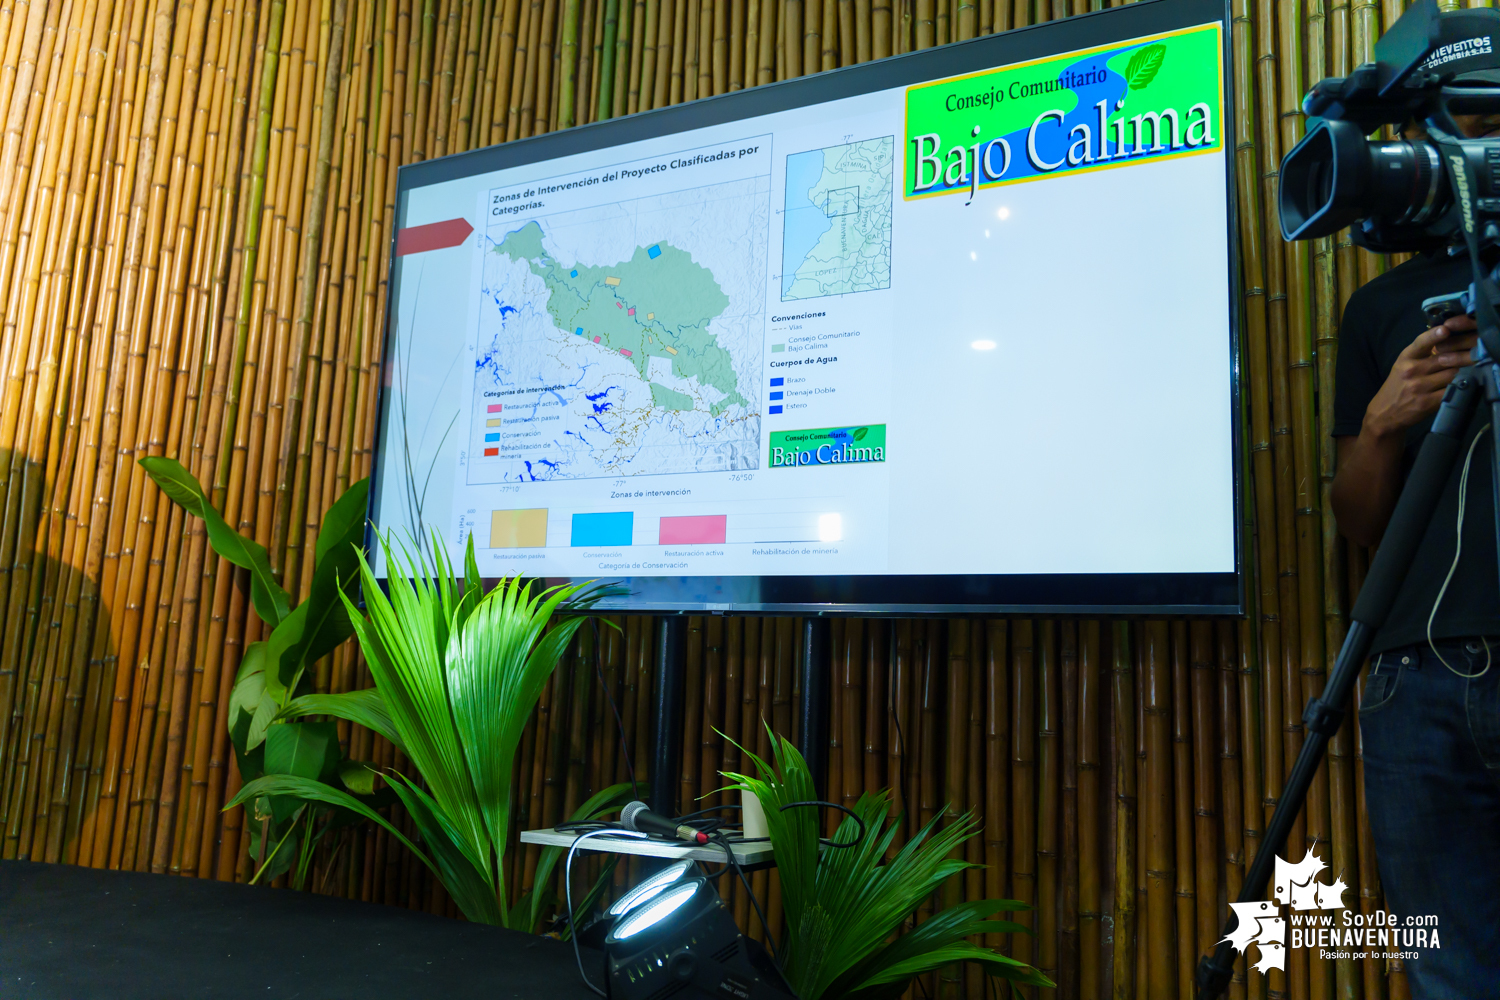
[496,221,747,412]
[472,218,760,482]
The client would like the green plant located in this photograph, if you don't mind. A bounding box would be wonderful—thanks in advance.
[232,531,619,926]
[139,457,386,886]
[724,730,1053,1000]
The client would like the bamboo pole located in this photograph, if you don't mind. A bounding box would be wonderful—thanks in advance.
[888,618,910,853]
[1172,621,1196,1000]
[1142,620,1174,1000]
[1035,619,1059,992]
[1010,619,1034,974]
[680,615,701,812]
[1113,619,1136,1000]
[940,617,967,1000]
[963,618,982,1000]
[700,614,722,810]
[1079,620,1102,999]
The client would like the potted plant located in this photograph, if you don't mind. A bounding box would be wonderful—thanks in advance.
[229,532,623,926]
[724,731,1053,1000]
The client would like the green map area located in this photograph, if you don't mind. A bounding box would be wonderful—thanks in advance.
[495,221,746,413]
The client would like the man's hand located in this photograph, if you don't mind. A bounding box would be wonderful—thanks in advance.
[1332,316,1478,546]
[1361,316,1477,438]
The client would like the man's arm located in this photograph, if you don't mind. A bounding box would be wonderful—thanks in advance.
[1332,317,1476,546]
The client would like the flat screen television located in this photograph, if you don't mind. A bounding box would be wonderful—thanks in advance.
[369,0,1241,615]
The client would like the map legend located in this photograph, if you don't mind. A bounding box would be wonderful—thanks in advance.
[490,509,548,548]
[660,514,728,545]
[571,511,634,546]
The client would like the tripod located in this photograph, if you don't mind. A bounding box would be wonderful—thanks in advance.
[1194,295,1500,999]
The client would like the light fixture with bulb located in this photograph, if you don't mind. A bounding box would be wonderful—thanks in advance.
[608,859,695,917]
[603,877,796,1000]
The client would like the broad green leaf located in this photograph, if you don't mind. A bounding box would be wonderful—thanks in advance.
[245,688,279,751]
[262,601,310,700]
[233,735,265,783]
[1125,43,1166,91]
[314,477,369,565]
[226,773,435,873]
[263,720,340,782]
[338,759,377,795]
[246,816,301,883]
[227,645,267,752]
[289,479,370,669]
[853,426,868,441]
[201,505,289,627]
[288,555,357,674]
[138,455,290,626]
[276,689,404,753]
[138,456,209,513]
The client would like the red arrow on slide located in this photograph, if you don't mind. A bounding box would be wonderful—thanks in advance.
[395,217,474,256]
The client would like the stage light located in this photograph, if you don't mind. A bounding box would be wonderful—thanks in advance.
[611,881,699,940]
[604,877,797,1000]
[608,859,694,918]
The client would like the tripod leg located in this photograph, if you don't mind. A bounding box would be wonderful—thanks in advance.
[1195,366,1486,1000]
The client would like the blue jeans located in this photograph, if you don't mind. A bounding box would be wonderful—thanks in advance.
[1361,639,1500,999]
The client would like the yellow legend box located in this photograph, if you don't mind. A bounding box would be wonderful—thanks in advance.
[486,418,501,427]
[490,508,548,548]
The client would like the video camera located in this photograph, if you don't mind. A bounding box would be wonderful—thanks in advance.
[1279,0,1500,254]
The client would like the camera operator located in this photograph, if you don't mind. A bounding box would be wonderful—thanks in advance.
[1331,112,1500,998]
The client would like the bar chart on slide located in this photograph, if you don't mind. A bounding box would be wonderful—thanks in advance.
[483,506,846,549]
[659,515,727,545]
[571,512,634,547]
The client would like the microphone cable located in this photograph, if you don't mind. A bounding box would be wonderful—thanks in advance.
[565,827,647,997]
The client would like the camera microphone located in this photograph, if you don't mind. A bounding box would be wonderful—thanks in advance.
[620,800,709,844]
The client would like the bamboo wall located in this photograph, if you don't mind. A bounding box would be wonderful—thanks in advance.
[0,0,1459,996]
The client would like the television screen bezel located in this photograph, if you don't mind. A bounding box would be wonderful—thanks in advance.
[370,0,1244,617]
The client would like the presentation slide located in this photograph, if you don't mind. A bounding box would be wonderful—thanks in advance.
[370,4,1237,611]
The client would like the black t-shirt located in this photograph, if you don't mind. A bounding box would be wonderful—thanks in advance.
[1333,246,1500,653]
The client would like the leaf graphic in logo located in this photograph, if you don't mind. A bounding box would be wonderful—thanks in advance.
[1124,44,1167,92]
[853,427,869,441]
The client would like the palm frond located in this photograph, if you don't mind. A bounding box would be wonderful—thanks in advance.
[340,530,618,927]
[384,771,505,925]
[722,726,1049,1000]
[346,538,490,879]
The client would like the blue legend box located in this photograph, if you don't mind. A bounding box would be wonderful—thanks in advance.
[769,405,783,415]
[484,433,500,442]
[769,391,783,401]
[571,511,634,547]
[769,377,784,387]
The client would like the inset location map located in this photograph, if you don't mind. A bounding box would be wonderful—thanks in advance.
[472,165,769,483]
[781,136,894,301]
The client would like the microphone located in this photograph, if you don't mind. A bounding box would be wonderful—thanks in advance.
[620,800,709,844]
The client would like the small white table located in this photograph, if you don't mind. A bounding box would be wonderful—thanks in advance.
[519,828,776,867]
